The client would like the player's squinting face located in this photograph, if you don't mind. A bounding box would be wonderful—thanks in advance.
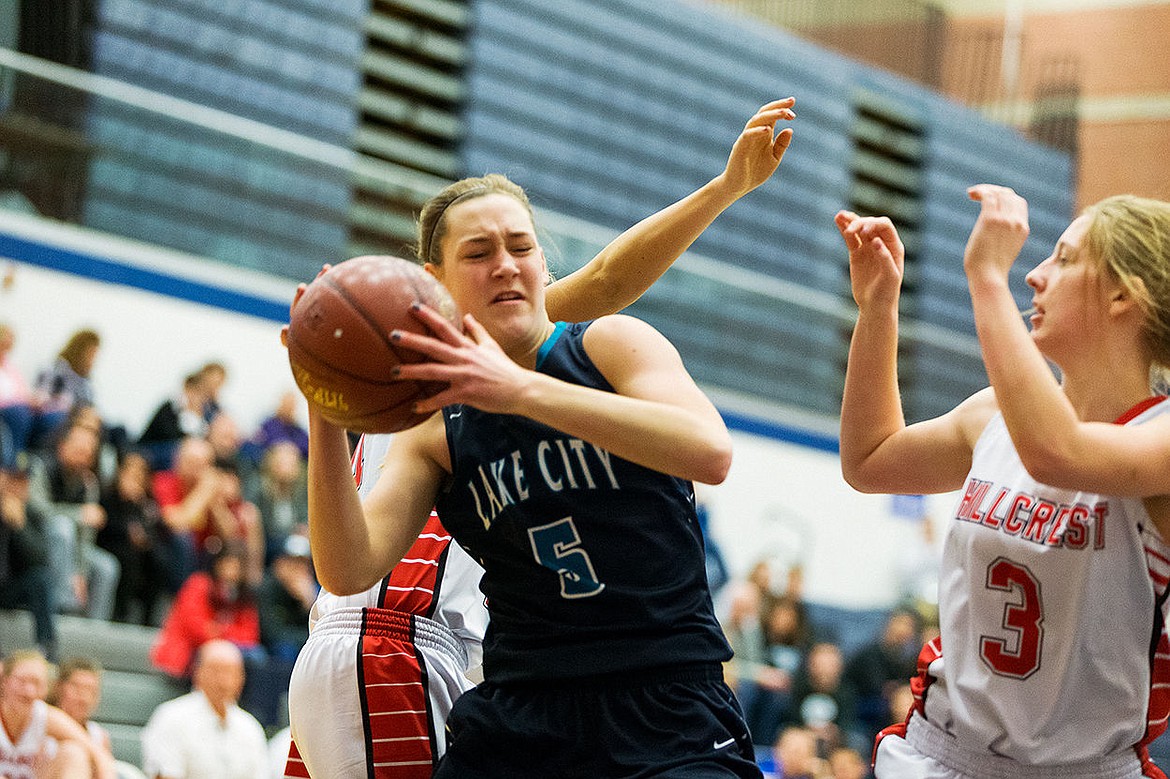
[433,193,550,350]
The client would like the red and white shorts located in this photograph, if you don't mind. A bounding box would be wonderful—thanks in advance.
[285,606,472,779]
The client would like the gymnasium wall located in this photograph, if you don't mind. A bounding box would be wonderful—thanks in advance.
[465,0,1076,421]
[0,0,1078,611]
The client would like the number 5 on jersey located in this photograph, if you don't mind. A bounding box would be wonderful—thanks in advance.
[528,517,606,599]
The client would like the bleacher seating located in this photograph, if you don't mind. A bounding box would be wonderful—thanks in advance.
[0,609,185,768]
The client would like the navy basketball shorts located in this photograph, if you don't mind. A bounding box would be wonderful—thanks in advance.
[433,663,762,778]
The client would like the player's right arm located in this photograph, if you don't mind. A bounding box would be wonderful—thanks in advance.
[543,98,795,322]
[304,409,442,595]
[836,210,995,495]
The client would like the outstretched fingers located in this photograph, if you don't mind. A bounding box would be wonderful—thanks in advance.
[963,185,1030,279]
[835,210,862,248]
[746,97,797,128]
[836,212,903,258]
[725,99,797,193]
[745,99,796,158]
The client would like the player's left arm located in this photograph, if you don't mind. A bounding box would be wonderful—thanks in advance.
[544,98,795,322]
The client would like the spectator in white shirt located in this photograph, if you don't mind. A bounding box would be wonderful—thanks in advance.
[140,639,268,779]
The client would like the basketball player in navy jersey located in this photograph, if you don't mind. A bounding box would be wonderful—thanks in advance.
[301,169,763,777]
[286,101,796,778]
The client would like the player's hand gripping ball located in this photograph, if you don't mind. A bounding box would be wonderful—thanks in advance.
[286,255,462,433]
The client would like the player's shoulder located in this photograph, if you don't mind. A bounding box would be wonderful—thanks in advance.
[952,386,1000,443]
[581,314,673,354]
[583,312,657,335]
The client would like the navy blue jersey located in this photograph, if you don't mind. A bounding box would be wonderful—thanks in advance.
[434,320,732,683]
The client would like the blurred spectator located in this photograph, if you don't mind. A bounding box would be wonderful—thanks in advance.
[206,411,243,465]
[826,746,870,779]
[743,593,813,746]
[842,608,921,745]
[205,457,265,587]
[720,581,790,749]
[27,422,120,620]
[50,656,113,754]
[248,440,308,564]
[68,402,129,487]
[51,656,148,779]
[0,453,59,661]
[885,682,915,732]
[245,534,315,731]
[141,639,269,779]
[761,725,824,779]
[0,322,37,466]
[150,542,261,680]
[30,328,100,450]
[764,595,812,683]
[98,451,174,625]
[194,361,228,423]
[206,411,254,490]
[781,641,864,756]
[138,372,213,471]
[721,579,768,683]
[151,436,213,574]
[0,648,115,779]
[245,531,315,729]
[256,533,315,663]
[241,390,308,466]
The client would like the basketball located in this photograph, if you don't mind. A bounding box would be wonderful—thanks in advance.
[286,255,463,433]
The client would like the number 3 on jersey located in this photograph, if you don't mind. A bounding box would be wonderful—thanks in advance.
[528,517,606,599]
[980,556,1044,679]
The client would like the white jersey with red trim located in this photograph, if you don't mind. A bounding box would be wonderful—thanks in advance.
[0,699,49,779]
[306,433,488,668]
[286,433,489,778]
[922,397,1170,766]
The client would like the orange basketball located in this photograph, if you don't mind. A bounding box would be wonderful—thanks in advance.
[286,255,462,433]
